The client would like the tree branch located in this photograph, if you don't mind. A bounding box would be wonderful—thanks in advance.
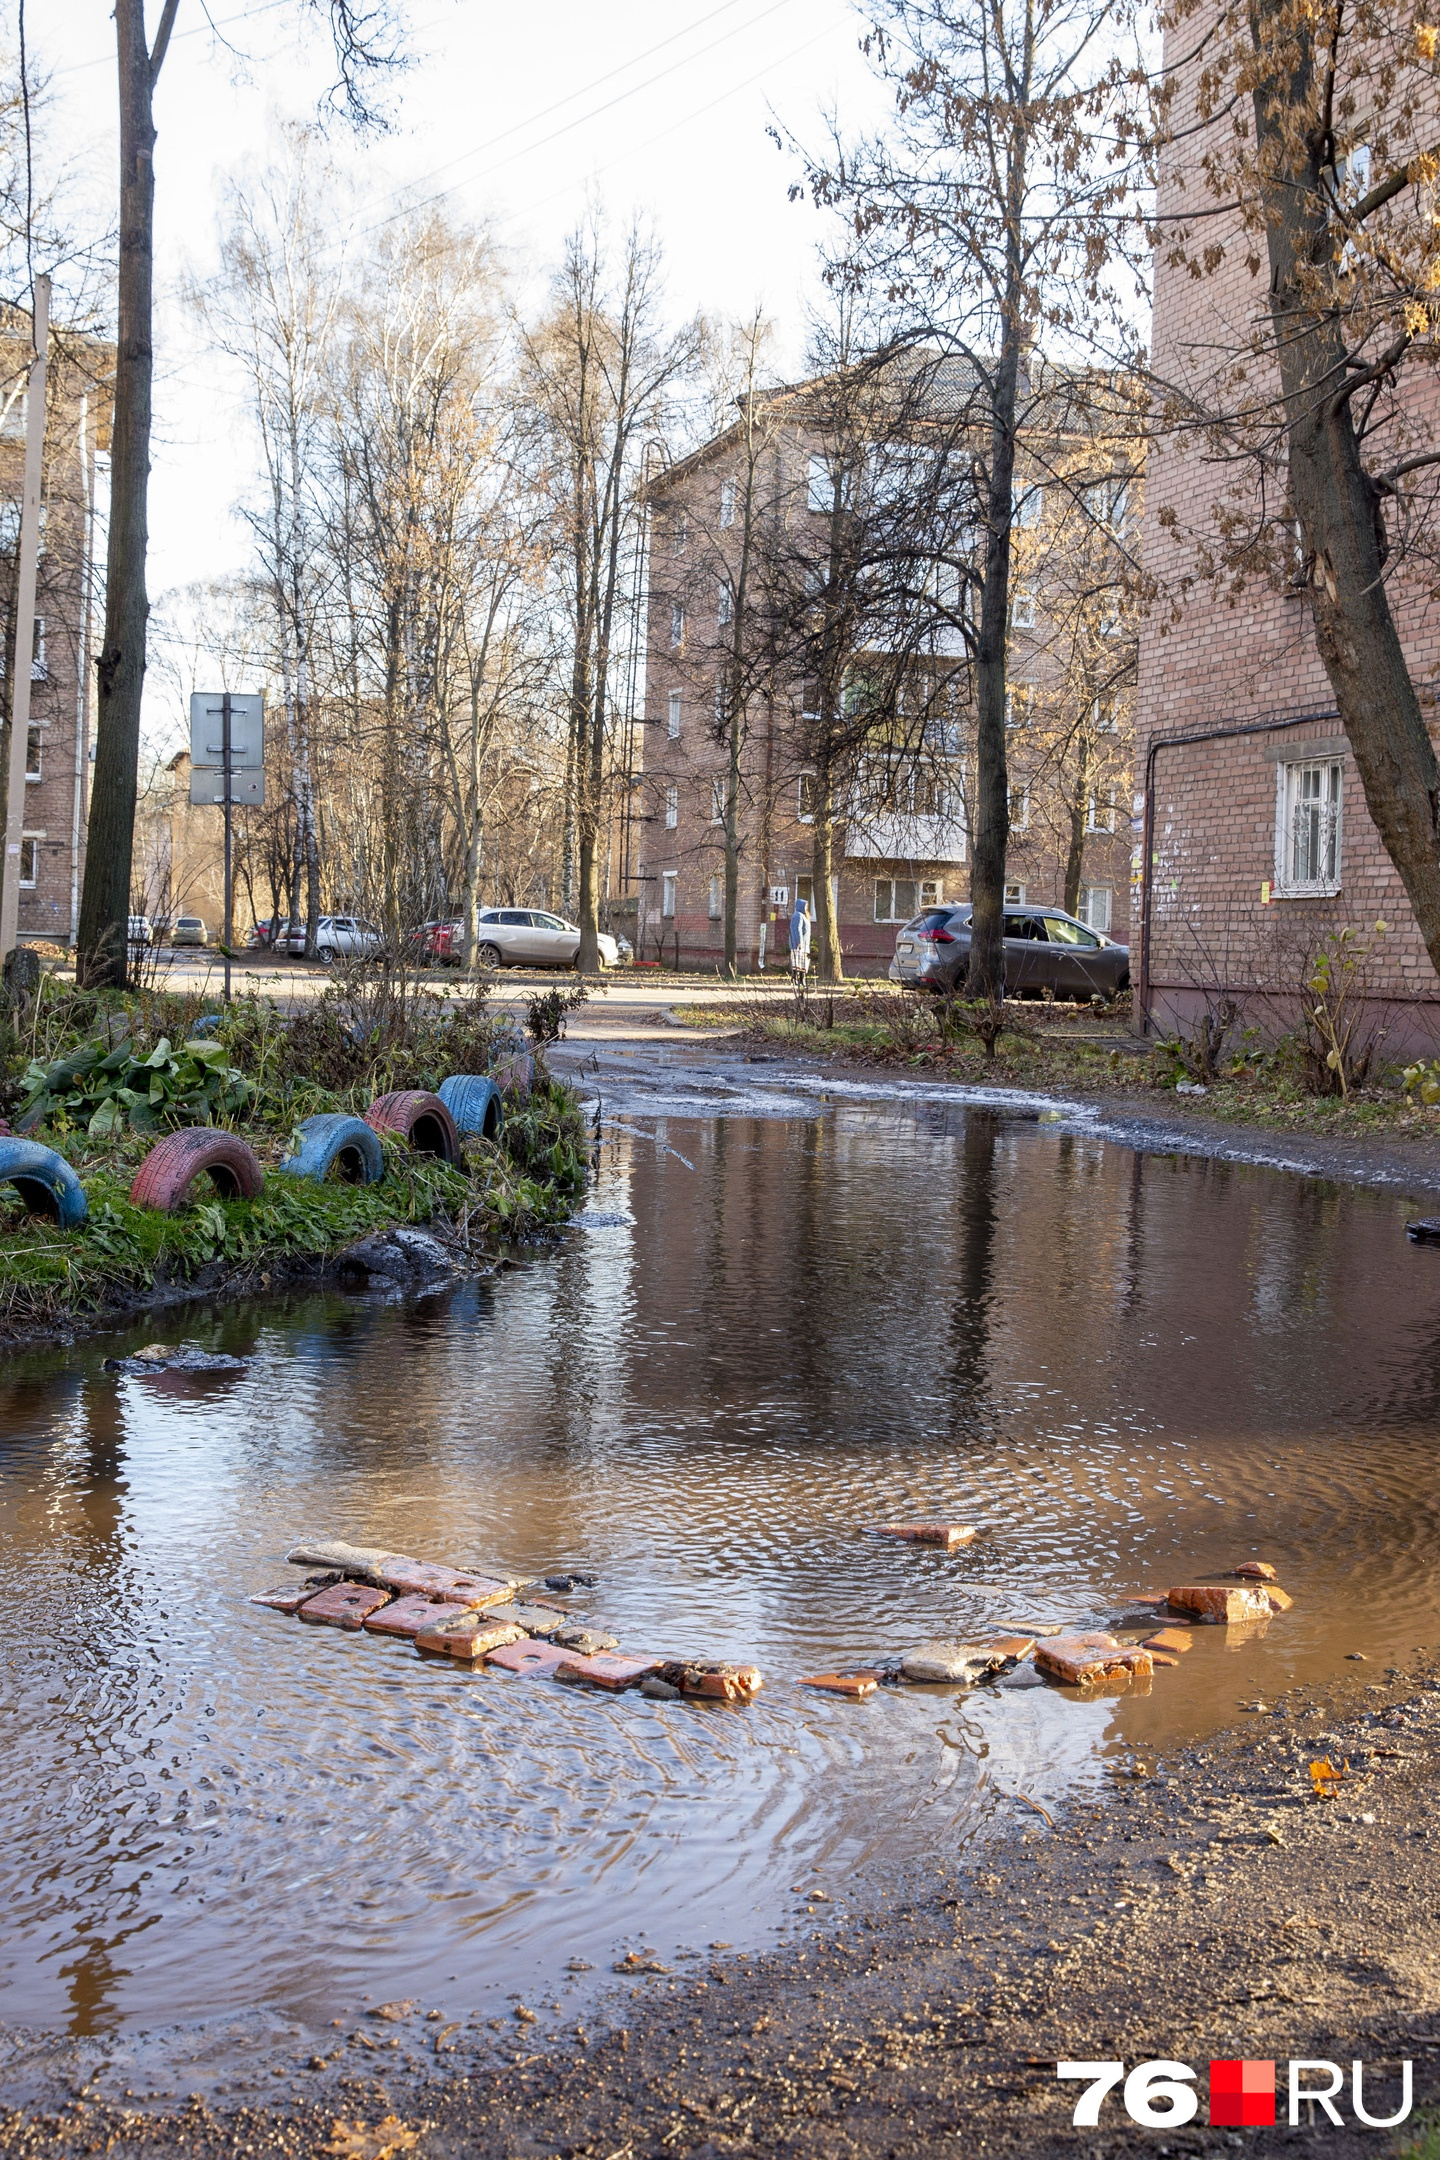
[149,0,181,83]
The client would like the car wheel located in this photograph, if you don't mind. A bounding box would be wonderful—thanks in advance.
[478,942,503,968]
[317,945,336,965]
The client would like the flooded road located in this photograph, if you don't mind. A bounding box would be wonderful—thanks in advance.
[3,1047,1440,2043]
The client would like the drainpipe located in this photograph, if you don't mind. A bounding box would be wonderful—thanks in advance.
[1137,704,1339,1035]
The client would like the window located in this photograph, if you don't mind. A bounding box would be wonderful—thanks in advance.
[709,873,723,920]
[1009,784,1030,830]
[668,689,682,740]
[719,478,736,528]
[18,836,37,886]
[1276,758,1342,893]
[1086,788,1117,833]
[1011,586,1036,630]
[1005,681,1034,728]
[1092,694,1118,734]
[718,580,733,627]
[714,674,728,723]
[31,617,45,680]
[875,878,919,923]
[807,455,835,513]
[25,726,40,782]
[1012,482,1043,529]
[1044,914,1101,948]
[662,872,677,918]
[664,784,679,829]
[670,601,685,648]
[1078,885,1112,933]
[1004,881,1027,903]
[920,878,943,908]
[711,776,726,825]
[0,389,25,440]
[797,771,817,824]
[671,510,688,556]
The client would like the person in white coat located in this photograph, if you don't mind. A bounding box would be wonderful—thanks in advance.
[788,896,812,977]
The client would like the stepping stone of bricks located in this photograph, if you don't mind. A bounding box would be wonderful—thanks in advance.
[298,1581,391,1629]
[364,1595,476,1640]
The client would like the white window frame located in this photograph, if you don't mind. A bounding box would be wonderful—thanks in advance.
[920,878,943,909]
[31,616,45,681]
[1004,881,1027,904]
[670,601,685,648]
[1086,787,1117,833]
[1079,885,1112,933]
[711,776,725,825]
[807,455,834,514]
[1005,681,1034,729]
[708,872,723,920]
[667,689,682,740]
[1009,783,1030,831]
[1274,757,1343,896]
[664,784,679,830]
[718,580,733,627]
[0,389,25,440]
[661,871,677,918]
[797,771,816,825]
[874,877,920,924]
[719,478,736,529]
[1012,482,1043,529]
[1011,585,1036,630]
[18,835,38,887]
[25,725,41,782]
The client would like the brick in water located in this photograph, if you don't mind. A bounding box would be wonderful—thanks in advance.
[298,1581,391,1629]
[799,1673,879,1697]
[1264,1586,1294,1612]
[415,1614,526,1660]
[1035,1634,1154,1685]
[1143,1627,1194,1654]
[552,1625,618,1655]
[873,1522,977,1547]
[679,1663,764,1701]
[1166,1584,1273,1625]
[486,1638,572,1676]
[249,1578,334,1614]
[379,1562,515,1606]
[480,1602,571,1636]
[364,1595,475,1640]
[556,1652,664,1690]
[1233,1560,1277,1581]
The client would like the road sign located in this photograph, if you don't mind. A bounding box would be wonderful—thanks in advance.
[190,690,264,770]
[190,770,265,807]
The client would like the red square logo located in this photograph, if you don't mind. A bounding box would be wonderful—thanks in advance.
[1210,2059,1276,2127]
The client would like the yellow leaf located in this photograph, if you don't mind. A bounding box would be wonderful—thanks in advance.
[1418,22,1437,57]
[1309,1755,1348,1798]
[326,2120,421,2160]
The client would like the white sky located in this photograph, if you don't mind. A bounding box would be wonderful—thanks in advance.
[39,1,885,737]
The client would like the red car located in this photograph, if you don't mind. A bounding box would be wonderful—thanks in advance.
[411,920,464,967]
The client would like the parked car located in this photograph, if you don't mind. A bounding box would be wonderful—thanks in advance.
[411,919,464,967]
[472,908,619,969]
[171,916,208,947]
[889,902,1129,1001]
[311,915,381,963]
[127,913,151,948]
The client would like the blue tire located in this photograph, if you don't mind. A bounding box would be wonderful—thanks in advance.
[0,1138,88,1227]
[438,1074,504,1142]
[187,1014,221,1038]
[279,1113,385,1187]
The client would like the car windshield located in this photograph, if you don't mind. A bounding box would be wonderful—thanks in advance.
[1043,915,1100,948]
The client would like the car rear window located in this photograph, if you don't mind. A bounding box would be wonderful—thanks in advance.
[906,908,955,932]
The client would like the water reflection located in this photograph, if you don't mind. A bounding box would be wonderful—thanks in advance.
[2,1082,1439,2037]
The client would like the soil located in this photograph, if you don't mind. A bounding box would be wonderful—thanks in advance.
[2,1658,1436,2158]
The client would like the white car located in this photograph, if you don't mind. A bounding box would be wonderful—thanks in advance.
[473,909,619,969]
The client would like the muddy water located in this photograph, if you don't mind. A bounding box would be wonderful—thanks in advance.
[3,1051,1440,2040]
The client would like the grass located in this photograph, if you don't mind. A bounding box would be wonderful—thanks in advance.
[672,988,1440,1147]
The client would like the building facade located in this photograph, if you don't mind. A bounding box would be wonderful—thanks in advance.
[638,383,1135,974]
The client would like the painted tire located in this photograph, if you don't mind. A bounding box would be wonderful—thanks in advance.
[365,1090,460,1163]
[187,1014,221,1038]
[437,1074,504,1142]
[0,1138,88,1228]
[490,1050,534,1099]
[279,1112,385,1187]
[129,1129,265,1212]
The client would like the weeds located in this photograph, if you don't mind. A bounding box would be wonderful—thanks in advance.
[526,980,589,1044]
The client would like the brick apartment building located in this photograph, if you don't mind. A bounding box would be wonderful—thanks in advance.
[0,314,109,951]
[1136,43,1440,1052]
[638,377,1135,973]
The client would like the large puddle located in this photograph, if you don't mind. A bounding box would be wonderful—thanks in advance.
[4,1049,1440,2039]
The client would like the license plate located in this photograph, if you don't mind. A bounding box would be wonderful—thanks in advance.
[898,942,914,955]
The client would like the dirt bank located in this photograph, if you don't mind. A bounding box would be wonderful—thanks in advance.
[4,1657,1436,2159]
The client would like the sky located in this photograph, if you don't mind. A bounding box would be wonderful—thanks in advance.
[37,1,886,739]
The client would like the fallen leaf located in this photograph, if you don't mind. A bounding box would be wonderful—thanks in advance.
[1310,1755,1349,1799]
[325,2117,420,2159]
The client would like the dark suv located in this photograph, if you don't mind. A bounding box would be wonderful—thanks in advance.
[888,902,1129,1001]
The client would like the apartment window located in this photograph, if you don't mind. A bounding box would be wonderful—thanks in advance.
[874,878,919,923]
[1011,586,1036,630]
[25,725,40,781]
[1004,881,1027,903]
[668,689,682,739]
[714,674,728,724]
[1092,694,1118,734]
[1086,788,1117,833]
[0,389,25,440]
[797,771,817,824]
[807,455,835,513]
[18,836,37,887]
[661,871,677,918]
[671,510,688,556]
[711,776,726,825]
[1012,482,1043,529]
[30,616,45,680]
[719,478,736,529]
[920,878,943,908]
[664,784,679,830]
[1078,885,1112,933]
[670,601,685,648]
[709,873,723,919]
[717,580,733,627]
[1275,758,1342,894]
[1009,784,1030,830]
[1005,681,1034,728]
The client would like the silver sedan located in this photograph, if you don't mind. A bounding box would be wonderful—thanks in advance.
[474,909,620,969]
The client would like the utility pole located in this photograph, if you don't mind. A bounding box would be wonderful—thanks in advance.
[0,274,50,962]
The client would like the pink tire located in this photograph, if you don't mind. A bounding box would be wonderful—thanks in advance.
[129,1128,265,1212]
[364,1089,460,1164]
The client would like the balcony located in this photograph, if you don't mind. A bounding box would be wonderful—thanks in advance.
[845,811,967,864]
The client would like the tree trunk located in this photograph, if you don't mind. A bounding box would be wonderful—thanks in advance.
[1063,734,1090,916]
[723,710,742,975]
[1256,44,1440,978]
[77,0,170,988]
[812,801,842,983]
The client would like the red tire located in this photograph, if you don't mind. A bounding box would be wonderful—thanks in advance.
[129,1128,265,1212]
[365,1089,460,1164]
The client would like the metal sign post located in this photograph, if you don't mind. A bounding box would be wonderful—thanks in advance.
[189,692,264,1001]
